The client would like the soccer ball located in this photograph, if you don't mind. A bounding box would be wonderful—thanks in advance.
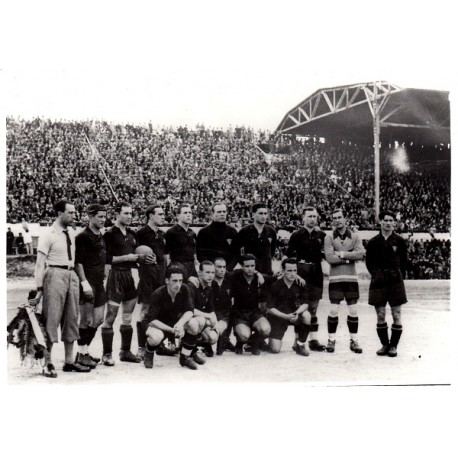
[135,245,153,262]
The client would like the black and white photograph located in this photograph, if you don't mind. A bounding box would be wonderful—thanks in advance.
[2,0,456,456]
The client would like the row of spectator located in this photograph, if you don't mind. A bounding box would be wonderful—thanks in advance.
[6,117,450,233]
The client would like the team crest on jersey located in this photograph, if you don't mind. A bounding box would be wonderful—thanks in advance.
[392,246,398,253]
[267,237,272,244]
[226,238,232,245]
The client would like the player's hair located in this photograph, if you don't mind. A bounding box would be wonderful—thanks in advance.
[379,210,396,221]
[199,260,215,271]
[114,201,132,214]
[213,257,226,266]
[251,202,268,213]
[212,202,227,212]
[176,202,192,215]
[145,204,162,220]
[332,208,347,218]
[241,253,257,265]
[165,264,185,279]
[54,199,71,216]
[303,206,318,215]
[281,257,298,270]
[87,203,106,216]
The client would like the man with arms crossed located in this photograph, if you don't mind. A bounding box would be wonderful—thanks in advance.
[142,265,207,370]
[324,209,364,354]
[74,203,108,368]
[267,258,312,356]
[366,210,407,357]
[29,199,90,377]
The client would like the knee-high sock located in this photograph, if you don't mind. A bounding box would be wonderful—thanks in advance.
[311,316,319,333]
[390,324,403,348]
[376,322,389,346]
[295,323,311,344]
[86,327,97,347]
[101,327,114,354]
[327,316,338,337]
[347,316,359,338]
[181,332,197,356]
[119,324,133,352]
[77,328,90,347]
[136,321,146,349]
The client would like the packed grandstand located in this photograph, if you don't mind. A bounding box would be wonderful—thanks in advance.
[5,115,451,279]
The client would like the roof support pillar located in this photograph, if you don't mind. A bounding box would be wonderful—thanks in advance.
[373,82,381,221]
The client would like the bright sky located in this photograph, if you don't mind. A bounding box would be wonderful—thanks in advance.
[3,1,456,131]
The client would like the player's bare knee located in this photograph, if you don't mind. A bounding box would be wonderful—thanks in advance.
[391,309,402,325]
[348,304,358,316]
[146,328,164,347]
[185,317,200,335]
[104,303,119,326]
[299,310,311,324]
[258,323,271,338]
[92,315,104,329]
[268,339,281,353]
[235,327,250,342]
[138,305,148,322]
[329,305,339,317]
[206,330,218,345]
[216,321,228,335]
[375,306,386,323]
[195,316,207,333]
[121,313,133,326]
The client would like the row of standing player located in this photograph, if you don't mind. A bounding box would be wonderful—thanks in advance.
[29,200,407,377]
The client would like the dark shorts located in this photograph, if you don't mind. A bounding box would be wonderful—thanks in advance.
[368,279,407,307]
[268,316,290,340]
[329,281,359,304]
[215,307,231,323]
[233,310,265,328]
[137,262,167,303]
[106,268,137,304]
[306,283,323,302]
[80,279,106,308]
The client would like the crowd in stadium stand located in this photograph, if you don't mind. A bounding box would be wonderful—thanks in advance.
[406,236,451,280]
[6,116,450,235]
[6,117,451,279]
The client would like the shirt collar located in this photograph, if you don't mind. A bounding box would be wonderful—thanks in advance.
[52,221,68,233]
[333,228,352,240]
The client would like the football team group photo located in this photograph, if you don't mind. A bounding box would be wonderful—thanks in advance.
[6,81,451,384]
